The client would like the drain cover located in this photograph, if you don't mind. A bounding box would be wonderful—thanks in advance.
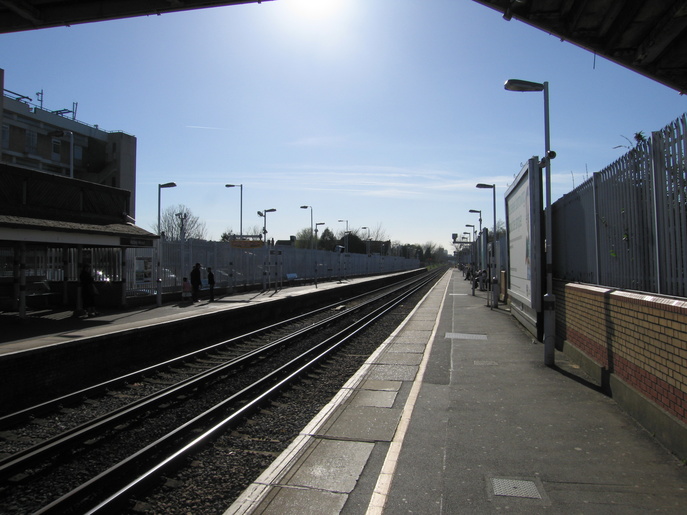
[491,478,541,499]
[445,332,487,340]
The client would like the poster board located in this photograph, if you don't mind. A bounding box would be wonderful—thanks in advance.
[505,157,542,337]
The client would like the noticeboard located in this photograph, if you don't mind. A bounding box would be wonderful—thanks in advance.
[505,157,543,335]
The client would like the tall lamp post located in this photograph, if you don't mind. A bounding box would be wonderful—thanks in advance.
[504,78,555,366]
[465,224,475,241]
[469,209,482,234]
[225,184,243,237]
[258,208,276,244]
[156,182,177,306]
[258,209,276,290]
[315,222,325,286]
[301,205,314,282]
[337,219,349,253]
[476,183,496,310]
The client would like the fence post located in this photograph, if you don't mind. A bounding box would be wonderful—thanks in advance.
[650,131,663,294]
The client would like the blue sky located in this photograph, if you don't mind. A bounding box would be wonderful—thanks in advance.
[2,0,685,250]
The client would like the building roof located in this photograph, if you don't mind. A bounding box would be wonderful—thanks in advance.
[472,0,687,95]
[0,214,156,247]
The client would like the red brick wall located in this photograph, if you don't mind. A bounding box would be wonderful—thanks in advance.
[556,282,687,424]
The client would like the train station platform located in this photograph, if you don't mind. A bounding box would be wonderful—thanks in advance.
[0,275,381,356]
[228,269,687,514]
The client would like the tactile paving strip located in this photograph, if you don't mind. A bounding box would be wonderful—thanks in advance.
[491,478,542,499]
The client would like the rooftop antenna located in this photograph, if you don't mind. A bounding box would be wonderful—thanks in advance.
[36,89,43,109]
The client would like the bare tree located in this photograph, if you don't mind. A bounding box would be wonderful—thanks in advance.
[154,204,207,241]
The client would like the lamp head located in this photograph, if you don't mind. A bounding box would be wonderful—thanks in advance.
[159,182,177,189]
[476,183,495,189]
[257,211,263,217]
[504,79,545,92]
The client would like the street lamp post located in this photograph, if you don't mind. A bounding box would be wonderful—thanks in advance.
[225,184,243,237]
[465,224,475,241]
[301,205,314,282]
[156,182,177,306]
[504,78,555,366]
[258,208,276,290]
[469,209,482,234]
[361,226,371,276]
[175,212,188,281]
[338,219,349,279]
[315,222,325,286]
[476,183,497,310]
[337,219,349,253]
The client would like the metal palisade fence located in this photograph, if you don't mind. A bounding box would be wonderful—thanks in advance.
[126,241,420,296]
[553,113,687,297]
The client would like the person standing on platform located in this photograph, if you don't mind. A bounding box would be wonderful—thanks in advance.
[190,262,202,302]
[80,263,98,317]
[207,267,215,302]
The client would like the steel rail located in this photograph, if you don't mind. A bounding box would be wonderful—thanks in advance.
[0,273,423,428]
[35,271,441,514]
[0,271,435,481]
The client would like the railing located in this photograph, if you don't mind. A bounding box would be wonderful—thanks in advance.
[553,113,687,297]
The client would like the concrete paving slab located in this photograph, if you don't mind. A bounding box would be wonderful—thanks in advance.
[286,439,374,492]
[366,363,418,382]
[256,486,348,515]
[358,380,402,392]
[350,390,397,408]
[390,334,429,344]
[375,353,422,366]
[385,343,424,353]
[318,406,402,442]
[401,320,435,331]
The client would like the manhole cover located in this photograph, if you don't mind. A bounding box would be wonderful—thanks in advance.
[491,478,541,499]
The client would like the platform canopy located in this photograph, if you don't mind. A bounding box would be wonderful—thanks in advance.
[0,0,271,33]
[472,0,687,95]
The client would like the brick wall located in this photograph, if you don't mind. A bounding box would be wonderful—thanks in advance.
[556,281,687,426]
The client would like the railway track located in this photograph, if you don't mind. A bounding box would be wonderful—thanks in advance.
[0,269,444,514]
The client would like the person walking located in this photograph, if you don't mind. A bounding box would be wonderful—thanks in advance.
[207,267,215,302]
[190,263,202,302]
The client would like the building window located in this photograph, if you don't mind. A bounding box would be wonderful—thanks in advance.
[25,130,38,154]
[1,124,8,149]
[52,138,61,161]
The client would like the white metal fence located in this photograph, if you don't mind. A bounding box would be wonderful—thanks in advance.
[553,113,687,297]
[126,241,421,296]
